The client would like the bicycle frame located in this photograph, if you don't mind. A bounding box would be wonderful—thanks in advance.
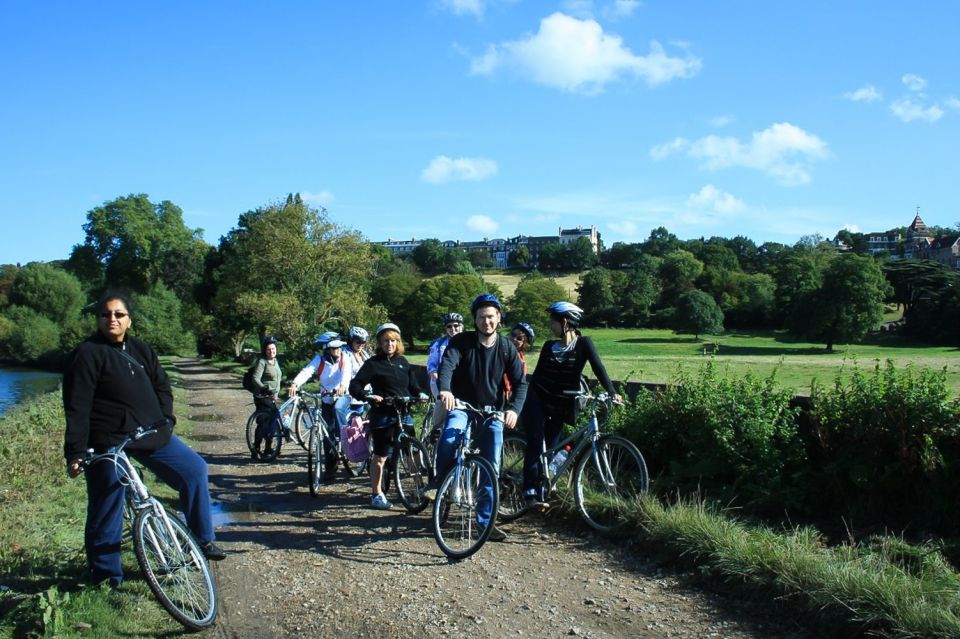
[537,395,609,494]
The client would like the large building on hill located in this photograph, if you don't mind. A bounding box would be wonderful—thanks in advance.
[378,225,601,268]
[861,210,958,270]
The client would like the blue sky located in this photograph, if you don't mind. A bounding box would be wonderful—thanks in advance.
[2,1,958,265]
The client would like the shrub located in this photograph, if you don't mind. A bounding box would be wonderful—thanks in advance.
[0,306,61,363]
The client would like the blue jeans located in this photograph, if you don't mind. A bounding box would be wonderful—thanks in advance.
[335,396,365,429]
[85,435,214,586]
[435,409,503,527]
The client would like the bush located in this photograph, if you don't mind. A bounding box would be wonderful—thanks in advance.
[130,286,195,354]
[0,306,61,363]
[610,361,803,510]
[807,361,960,532]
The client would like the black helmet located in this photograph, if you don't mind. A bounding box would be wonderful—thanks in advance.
[442,312,464,325]
[470,294,502,315]
[261,335,278,348]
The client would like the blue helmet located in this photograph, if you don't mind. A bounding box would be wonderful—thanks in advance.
[547,301,583,327]
[513,322,535,345]
[348,326,369,341]
[470,294,502,315]
[315,330,340,347]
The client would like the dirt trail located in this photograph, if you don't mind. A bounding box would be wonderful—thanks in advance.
[174,357,812,639]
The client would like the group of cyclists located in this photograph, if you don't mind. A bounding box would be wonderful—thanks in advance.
[245,293,620,539]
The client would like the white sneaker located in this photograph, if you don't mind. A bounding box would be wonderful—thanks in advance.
[370,494,393,510]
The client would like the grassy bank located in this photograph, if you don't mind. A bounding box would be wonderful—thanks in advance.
[0,362,199,638]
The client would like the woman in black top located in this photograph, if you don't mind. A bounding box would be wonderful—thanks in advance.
[63,292,225,587]
[521,301,620,511]
[349,323,424,510]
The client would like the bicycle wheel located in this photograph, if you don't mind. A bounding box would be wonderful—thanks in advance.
[290,402,310,450]
[307,425,326,498]
[132,506,218,630]
[394,437,433,513]
[432,454,499,560]
[573,435,648,532]
[498,432,528,522]
[249,411,283,461]
[244,410,261,456]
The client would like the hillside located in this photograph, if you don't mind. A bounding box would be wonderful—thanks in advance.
[482,270,583,300]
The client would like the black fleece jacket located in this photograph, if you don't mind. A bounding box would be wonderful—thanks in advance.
[62,333,175,461]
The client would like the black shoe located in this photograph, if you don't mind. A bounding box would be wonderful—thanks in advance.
[525,494,551,513]
[200,541,227,561]
[488,525,507,542]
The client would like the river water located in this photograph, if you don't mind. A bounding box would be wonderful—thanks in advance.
[0,366,61,418]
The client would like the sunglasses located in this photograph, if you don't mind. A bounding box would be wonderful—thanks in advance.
[100,311,128,319]
[445,323,462,329]
[511,333,526,341]
[353,339,367,344]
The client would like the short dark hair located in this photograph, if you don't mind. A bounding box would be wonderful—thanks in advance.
[97,290,133,316]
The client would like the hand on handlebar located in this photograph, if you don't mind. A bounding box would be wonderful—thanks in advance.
[439,390,455,411]
[503,410,518,430]
[67,458,83,478]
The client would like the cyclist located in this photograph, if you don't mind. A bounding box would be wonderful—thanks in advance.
[336,326,371,427]
[426,312,464,398]
[63,292,225,588]
[430,294,527,542]
[289,333,349,480]
[521,301,620,512]
[249,335,283,459]
[348,323,426,510]
[510,322,535,373]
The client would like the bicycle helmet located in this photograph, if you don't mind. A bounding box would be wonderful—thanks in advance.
[325,338,347,349]
[442,312,464,325]
[470,294,502,315]
[261,335,278,348]
[347,326,369,341]
[547,301,583,327]
[314,330,340,347]
[512,322,535,345]
[375,322,401,338]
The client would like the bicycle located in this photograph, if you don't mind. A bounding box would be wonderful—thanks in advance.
[370,396,434,513]
[431,401,501,560]
[80,425,218,630]
[296,390,364,497]
[245,392,296,461]
[499,390,648,531]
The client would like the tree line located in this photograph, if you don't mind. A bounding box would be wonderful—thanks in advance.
[1,194,958,368]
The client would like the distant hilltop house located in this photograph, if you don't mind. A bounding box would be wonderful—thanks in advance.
[860,211,960,270]
[378,225,601,268]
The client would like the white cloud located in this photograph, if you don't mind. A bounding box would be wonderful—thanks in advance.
[650,122,829,186]
[902,73,927,92]
[844,85,882,103]
[421,155,499,183]
[466,214,499,234]
[440,0,485,17]
[470,12,701,93]
[945,97,960,110]
[604,0,641,19]
[890,98,944,123]
[842,223,861,233]
[686,185,745,214]
[710,115,733,128]
[608,220,640,237]
[301,190,335,206]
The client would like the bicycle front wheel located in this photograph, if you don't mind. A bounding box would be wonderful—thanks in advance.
[498,432,528,522]
[132,506,218,630]
[432,454,499,560]
[573,435,648,532]
[307,426,326,498]
[290,402,310,450]
[394,437,433,513]
[245,410,261,456]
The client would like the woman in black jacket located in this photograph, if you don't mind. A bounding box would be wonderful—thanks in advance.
[63,292,224,588]
[349,323,424,510]
[521,301,620,512]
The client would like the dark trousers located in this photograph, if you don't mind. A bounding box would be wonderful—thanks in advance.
[321,402,339,473]
[522,388,569,498]
[84,435,214,586]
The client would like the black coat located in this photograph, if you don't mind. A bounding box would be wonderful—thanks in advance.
[62,333,175,461]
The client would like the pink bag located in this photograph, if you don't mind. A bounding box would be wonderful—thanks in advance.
[340,415,369,462]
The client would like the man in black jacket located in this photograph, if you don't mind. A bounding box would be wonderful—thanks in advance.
[432,294,527,541]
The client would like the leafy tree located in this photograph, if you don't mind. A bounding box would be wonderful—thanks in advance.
[772,251,822,327]
[537,242,566,271]
[370,271,422,336]
[658,250,703,305]
[723,236,759,272]
[793,253,892,351]
[725,272,776,328]
[673,290,724,339]
[73,194,206,297]
[468,248,495,269]
[618,265,659,326]
[411,239,447,272]
[211,194,378,356]
[409,274,494,342]
[566,237,599,270]
[577,268,618,326]
[507,244,530,268]
[835,229,869,253]
[0,306,61,363]
[8,262,84,325]
[507,272,567,339]
[130,285,195,354]
[641,226,680,257]
[605,242,642,269]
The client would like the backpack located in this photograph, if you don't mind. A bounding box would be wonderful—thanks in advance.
[242,360,260,393]
[340,415,370,462]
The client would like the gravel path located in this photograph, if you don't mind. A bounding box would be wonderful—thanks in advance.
[175,357,813,639]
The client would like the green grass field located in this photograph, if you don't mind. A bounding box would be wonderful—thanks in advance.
[409,327,960,395]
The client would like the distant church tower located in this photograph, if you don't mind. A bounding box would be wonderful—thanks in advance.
[907,206,931,239]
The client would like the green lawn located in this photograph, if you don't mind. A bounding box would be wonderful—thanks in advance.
[408,327,960,395]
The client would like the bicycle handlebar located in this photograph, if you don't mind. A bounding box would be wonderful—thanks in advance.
[79,421,167,468]
[560,390,624,407]
[453,400,504,420]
